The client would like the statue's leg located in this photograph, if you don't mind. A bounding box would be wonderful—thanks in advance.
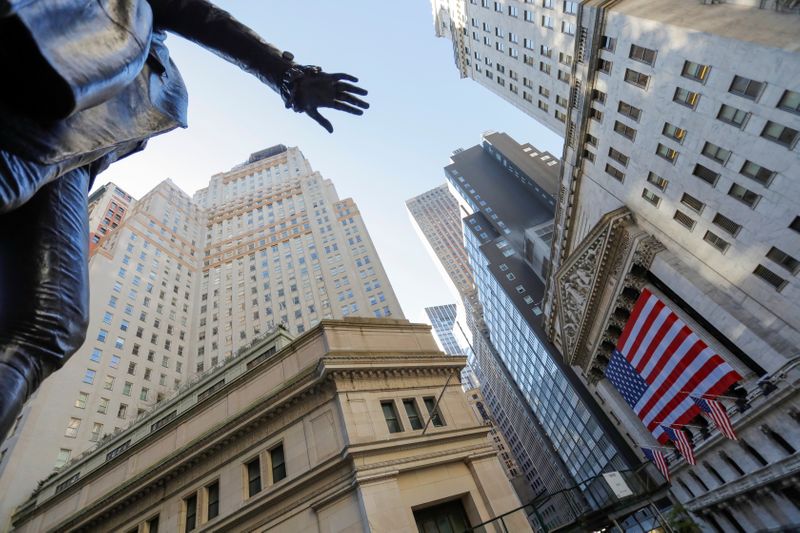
[0,150,65,215]
[0,166,90,440]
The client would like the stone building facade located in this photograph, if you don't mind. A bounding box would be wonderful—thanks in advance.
[10,319,530,533]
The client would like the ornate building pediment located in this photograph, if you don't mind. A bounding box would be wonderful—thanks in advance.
[553,208,663,373]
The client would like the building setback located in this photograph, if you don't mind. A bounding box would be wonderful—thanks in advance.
[432,1,800,529]
[10,319,531,533]
[0,146,403,529]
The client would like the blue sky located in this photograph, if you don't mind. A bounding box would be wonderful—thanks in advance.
[101,1,563,322]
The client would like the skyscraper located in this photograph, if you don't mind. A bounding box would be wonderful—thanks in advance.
[433,1,800,528]
[86,182,135,253]
[443,132,668,531]
[0,146,403,529]
[425,304,463,355]
[406,184,475,298]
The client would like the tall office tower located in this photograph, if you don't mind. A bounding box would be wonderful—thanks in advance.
[425,304,463,355]
[406,184,476,298]
[86,181,135,253]
[445,132,670,531]
[192,145,402,371]
[0,180,205,528]
[433,2,800,529]
[0,146,404,530]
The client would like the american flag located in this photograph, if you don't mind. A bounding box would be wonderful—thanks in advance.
[662,426,696,465]
[642,447,670,482]
[612,288,742,443]
[692,396,737,440]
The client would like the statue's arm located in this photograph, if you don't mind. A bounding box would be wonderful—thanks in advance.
[147,0,292,93]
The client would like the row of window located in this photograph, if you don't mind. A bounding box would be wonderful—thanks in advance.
[381,397,445,433]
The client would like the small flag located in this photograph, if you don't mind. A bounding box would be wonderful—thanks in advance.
[662,426,696,465]
[692,396,737,440]
[642,447,670,482]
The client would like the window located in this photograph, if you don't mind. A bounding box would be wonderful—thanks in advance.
[692,164,719,185]
[589,107,602,121]
[761,121,799,148]
[729,75,764,100]
[617,101,641,122]
[140,387,149,401]
[538,100,549,112]
[403,399,424,430]
[97,329,108,342]
[555,94,568,107]
[656,143,678,163]
[740,161,775,186]
[563,1,578,14]
[554,109,567,122]
[754,264,787,290]
[599,35,615,51]
[128,361,137,375]
[674,210,696,230]
[613,121,636,141]
[673,87,700,108]
[662,123,686,143]
[641,188,661,206]
[114,336,124,349]
[539,62,551,75]
[123,381,132,396]
[424,397,445,427]
[246,457,262,497]
[83,369,96,384]
[270,444,286,482]
[777,89,800,114]
[90,422,103,442]
[541,15,553,29]
[717,104,749,128]
[104,375,114,390]
[592,89,606,103]
[110,355,120,369]
[97,397,109,414]
[184,494,197,532]
[605,164,625,182]
[65,417,81,438]
[561,20,575,35]
[701,142,731,165]
[55,448,71,468]
[728,183,760,208]
[682,60,710,82]
[540,45,552,58]
[681,193,705,213]
[629,44,656,66]
[103,311,113,325]
[624,69,649,89]
[117,403,128,418]
[597,58,612,74]
[557,69,570,83]
[147,516,160,533]
[766,247,799,274]
[608,147,629,166]
[713,213,741,236]
[647,172,668,191]
[790,216,800,234]
[381,400,403,433]
[704,231,730,253]
[74,391,88,409]
[585,133,598,147]
[206,481,219,520]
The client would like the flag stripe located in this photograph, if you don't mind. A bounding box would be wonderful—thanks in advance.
[617,289,655,350]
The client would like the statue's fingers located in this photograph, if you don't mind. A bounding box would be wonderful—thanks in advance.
[331,102,364,116]
[331,73,359,83]
[338,93,369,109]
[336,82,368,96]
[307,108,333,133]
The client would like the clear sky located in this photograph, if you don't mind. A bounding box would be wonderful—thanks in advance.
[100,1,563,323]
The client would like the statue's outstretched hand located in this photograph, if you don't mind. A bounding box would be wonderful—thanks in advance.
[281,67,369,133]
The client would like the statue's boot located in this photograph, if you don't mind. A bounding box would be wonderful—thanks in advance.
[0,167,91,443]
[0,362,28,440]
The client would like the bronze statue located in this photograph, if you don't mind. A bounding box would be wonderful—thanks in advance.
[0,0,369,440]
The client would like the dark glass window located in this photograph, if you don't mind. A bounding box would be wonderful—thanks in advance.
[424,397,446,427]
[382,400,403,433]
[403,399,424,430]
[206,481,219,520]
[246,457,262,497]
[271,444,286,482]
[184,495,197,532]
